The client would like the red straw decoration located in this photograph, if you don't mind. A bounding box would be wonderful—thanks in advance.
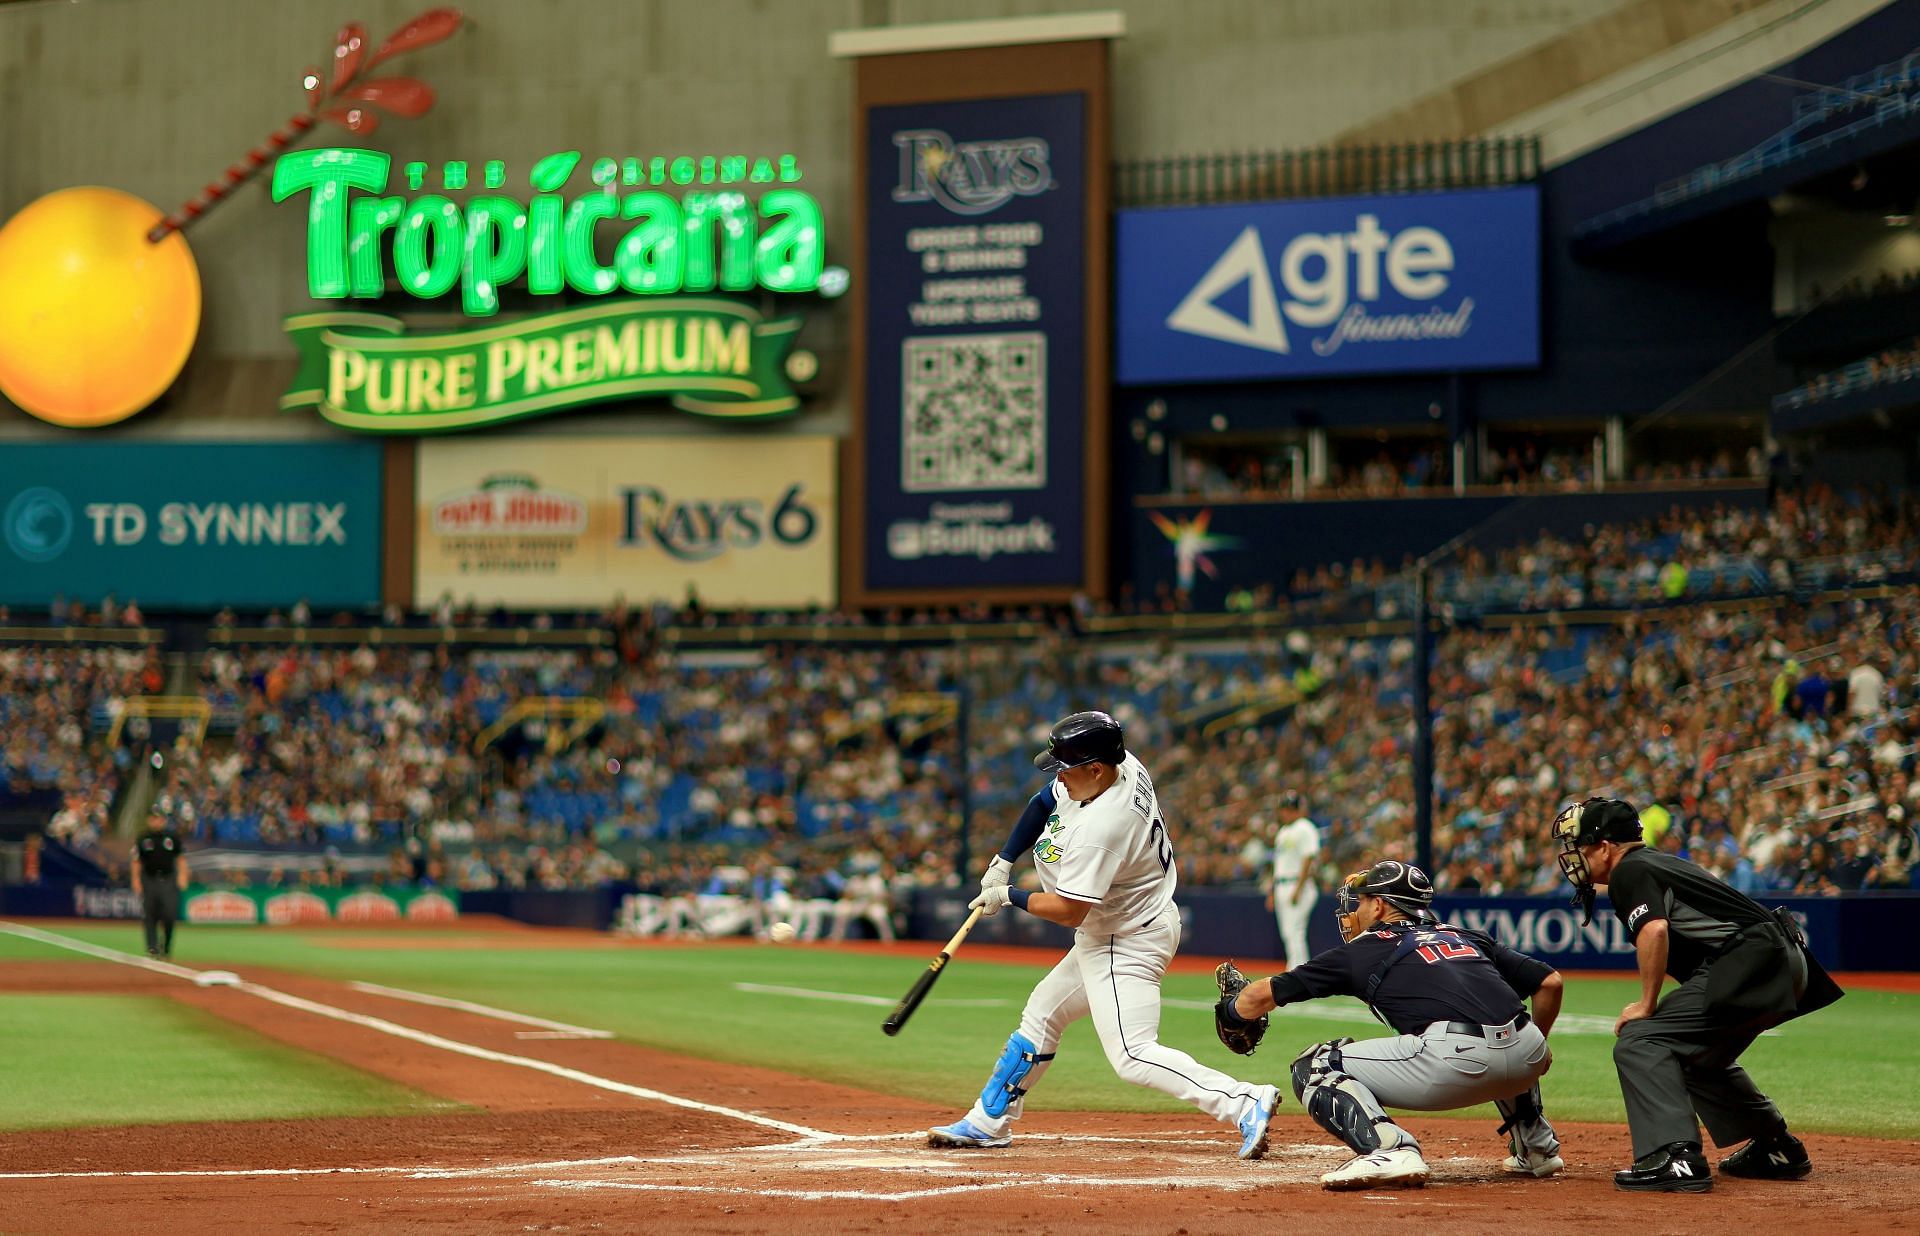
[145,7,464,244]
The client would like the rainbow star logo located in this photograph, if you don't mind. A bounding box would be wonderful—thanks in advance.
[1149,509,1239,592]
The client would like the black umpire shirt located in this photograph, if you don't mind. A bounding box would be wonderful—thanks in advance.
[1271,919,1555,1035]
[134,830,183,882]
[1604,846,1774,982]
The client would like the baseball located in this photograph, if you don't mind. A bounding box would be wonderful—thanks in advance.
[768,922,797,943]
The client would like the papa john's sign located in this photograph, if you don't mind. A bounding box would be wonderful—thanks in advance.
[273,147,825,431]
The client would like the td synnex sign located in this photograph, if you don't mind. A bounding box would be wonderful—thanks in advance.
[1116,186,1539,383]
[0,443,382,609]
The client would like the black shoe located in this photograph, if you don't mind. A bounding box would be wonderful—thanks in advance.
[1615,1142,1713,1192]
[1721,1132,1811,1180]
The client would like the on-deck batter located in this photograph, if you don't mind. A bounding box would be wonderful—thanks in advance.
[925,710,1281,1159]
[1268,806,1321,968]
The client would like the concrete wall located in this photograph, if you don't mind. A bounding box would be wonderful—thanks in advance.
[0,0,1628,369]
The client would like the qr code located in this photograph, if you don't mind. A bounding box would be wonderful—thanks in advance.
[901,332,1046,492]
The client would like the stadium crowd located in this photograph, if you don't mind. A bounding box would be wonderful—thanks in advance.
[4,488,1916,939]
[1173,434,1762,501]
[1777,335,1920,411]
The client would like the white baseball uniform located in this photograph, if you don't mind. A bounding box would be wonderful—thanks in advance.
[958,753,1270,1136]
[1272,815,1321,967]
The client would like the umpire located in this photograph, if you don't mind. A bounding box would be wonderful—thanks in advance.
[1555,797,1844,1193]
[131,811,188,959]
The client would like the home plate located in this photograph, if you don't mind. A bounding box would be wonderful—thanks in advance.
[194,970,241,987]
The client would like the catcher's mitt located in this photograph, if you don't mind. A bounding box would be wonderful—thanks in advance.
[1213,959,1268,1055]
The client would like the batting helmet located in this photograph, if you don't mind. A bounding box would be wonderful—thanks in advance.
[1033,710,1126,773]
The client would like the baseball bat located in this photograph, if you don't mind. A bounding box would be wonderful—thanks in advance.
[881,906,984,1036]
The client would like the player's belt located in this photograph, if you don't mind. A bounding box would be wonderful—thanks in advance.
[1441,1011,1530,1040]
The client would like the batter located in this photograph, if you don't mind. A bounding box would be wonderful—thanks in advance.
[926,710,1280,1159]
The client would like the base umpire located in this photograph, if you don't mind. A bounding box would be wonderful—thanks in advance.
[131,810,188,959]
[1555,797,1844,1192]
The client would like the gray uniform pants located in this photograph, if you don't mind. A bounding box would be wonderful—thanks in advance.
[1309,1017,1558,1157]
[1612,947,1803,1158]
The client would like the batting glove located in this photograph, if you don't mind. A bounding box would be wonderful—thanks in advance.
[968,884,1014,917]
[979,855,1014,894]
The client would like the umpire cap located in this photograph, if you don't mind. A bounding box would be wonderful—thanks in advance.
[1554,797,1644,847]
[1034,710,1126,773]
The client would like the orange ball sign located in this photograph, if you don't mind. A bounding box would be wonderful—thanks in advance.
[0,186,202,428]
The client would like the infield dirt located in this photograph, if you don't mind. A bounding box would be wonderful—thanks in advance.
[1,958,1916,1234]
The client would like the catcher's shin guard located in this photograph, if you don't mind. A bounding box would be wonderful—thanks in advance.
[979,1032,1055,1120]
[1495,1083,1560,1159]
[1291,1039,1413,1155]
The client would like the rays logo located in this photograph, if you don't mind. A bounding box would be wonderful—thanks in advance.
[892,129,1052,215]
[1034,838,1063,864]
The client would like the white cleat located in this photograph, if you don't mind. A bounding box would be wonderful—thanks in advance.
[927,1118,1011,1149]
[1321,1146,1430,1191]
[1236,1084,1280,1161]
[1504,1149,1565,1178]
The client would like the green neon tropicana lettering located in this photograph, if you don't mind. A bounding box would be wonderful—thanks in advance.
[272,148,823,316]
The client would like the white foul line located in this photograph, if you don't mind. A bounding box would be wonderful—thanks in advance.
[347,981,613,1038]
[531,1178,1035,1202]
[0,921,829,1140]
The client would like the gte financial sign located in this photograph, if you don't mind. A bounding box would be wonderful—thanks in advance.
[1116,186,1540,384]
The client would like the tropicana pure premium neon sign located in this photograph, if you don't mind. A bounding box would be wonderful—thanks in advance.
[271,147,824,316]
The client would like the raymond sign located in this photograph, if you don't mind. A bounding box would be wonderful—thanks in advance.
[416,436,835,608]
[280,300,803,431]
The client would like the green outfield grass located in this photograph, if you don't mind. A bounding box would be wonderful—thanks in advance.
[0,992,458,1131]
[3,923,1916,1138]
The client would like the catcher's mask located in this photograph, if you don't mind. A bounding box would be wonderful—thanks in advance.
[1333,860,1434,941]
[1553,797,1644,924]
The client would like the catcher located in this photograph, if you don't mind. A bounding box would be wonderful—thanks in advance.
[1214,860,1564,1189]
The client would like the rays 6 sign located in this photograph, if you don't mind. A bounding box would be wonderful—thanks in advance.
[1116,186,1539,384]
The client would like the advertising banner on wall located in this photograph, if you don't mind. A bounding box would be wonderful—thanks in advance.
[859,92,1090,594]
[181,884,461,926]
[1116,186,1540,384]
[0,442,382,609]
[415,436,835,608]
[281,300,805,432]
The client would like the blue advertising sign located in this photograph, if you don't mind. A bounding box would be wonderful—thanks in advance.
[0,442,383,609]
[861,93,1086,591]
[1117,186,1540,384]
